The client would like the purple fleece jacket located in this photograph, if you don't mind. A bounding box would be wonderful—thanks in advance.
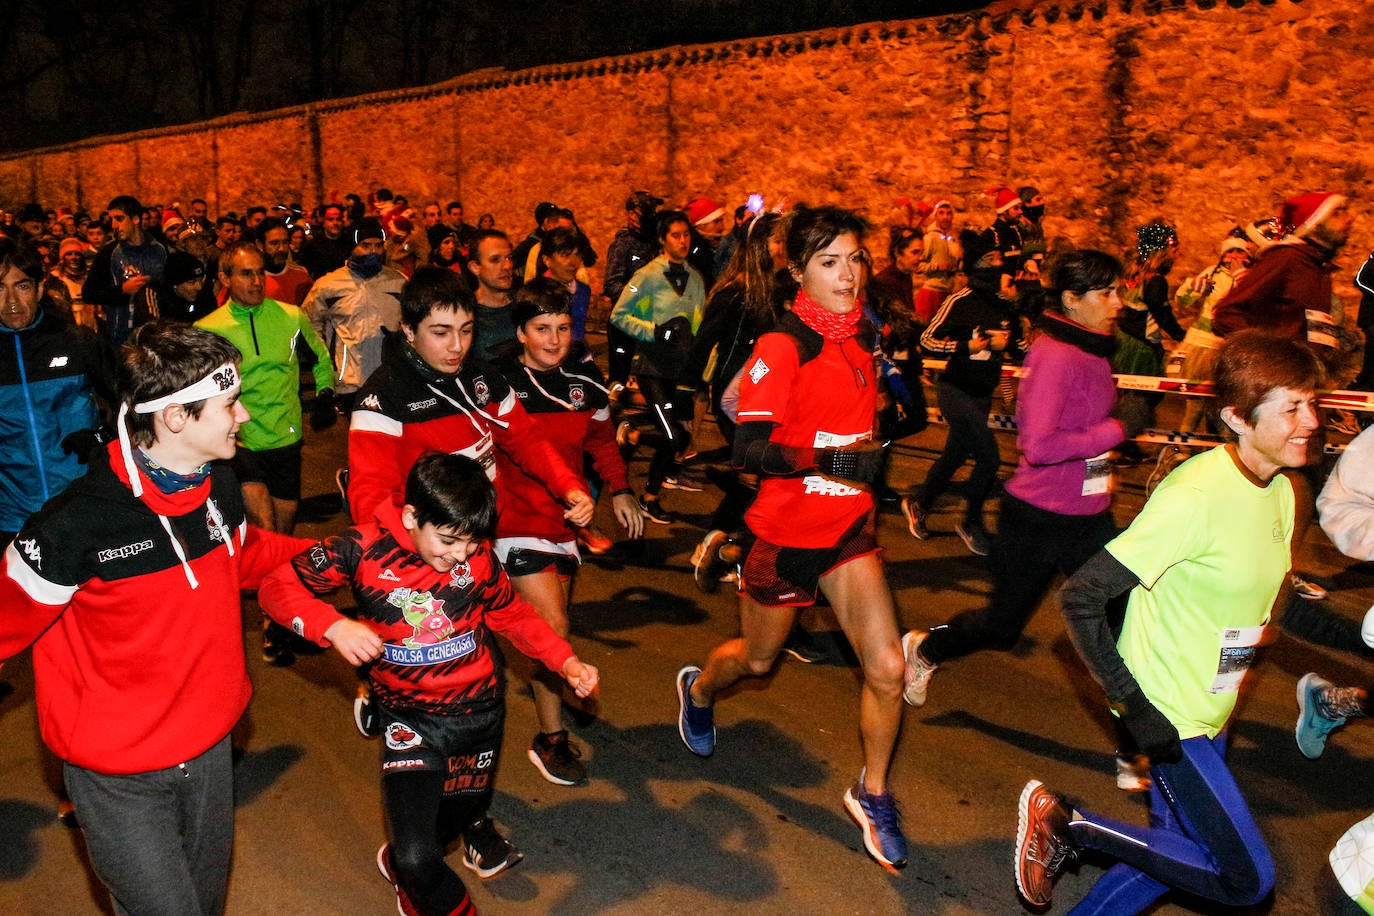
[1004,312,1125,516]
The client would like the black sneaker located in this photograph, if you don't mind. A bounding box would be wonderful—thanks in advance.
[781,627,824,664]
[354,685,381,738]
[662,474,705,492]
[955,520,991,557]
[639,497,674,525]
[262,619,296,667]
[527,730,588,786]
[900,497,930,540]
[462,817,524,879]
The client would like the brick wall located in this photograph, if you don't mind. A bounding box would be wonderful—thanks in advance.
[1,0,1367,287]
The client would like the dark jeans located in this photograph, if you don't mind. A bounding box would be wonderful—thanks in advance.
[1068,733,1275,914]
[64,734,234,916]
[923,493,1118,665]
[632,374,692,495]
[915,382,998,526]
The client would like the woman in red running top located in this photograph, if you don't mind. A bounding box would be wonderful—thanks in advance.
[675,205,910,871]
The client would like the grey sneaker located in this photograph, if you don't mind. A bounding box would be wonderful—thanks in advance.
[901,630,938,707]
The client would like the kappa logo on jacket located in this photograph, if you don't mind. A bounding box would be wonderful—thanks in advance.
[18,538,42,569]
[96,539,154,563]
[360,394,382,411]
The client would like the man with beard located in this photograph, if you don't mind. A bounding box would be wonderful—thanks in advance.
[1214,192,1355,362]
[256,217,313,305]
[300,203,352,279]
[988,186,1026,284]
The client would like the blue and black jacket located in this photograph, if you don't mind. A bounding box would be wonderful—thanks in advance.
[0,308,117,533]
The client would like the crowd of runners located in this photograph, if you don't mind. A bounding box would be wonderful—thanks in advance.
[2,182,1373,915]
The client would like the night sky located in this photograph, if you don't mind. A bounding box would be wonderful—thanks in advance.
[1,0,990,153]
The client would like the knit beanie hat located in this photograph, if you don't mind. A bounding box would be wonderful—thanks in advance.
[1136,221,1178,258]
[350,218,386,246]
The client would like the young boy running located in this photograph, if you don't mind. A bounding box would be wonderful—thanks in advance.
[259,452,599,916]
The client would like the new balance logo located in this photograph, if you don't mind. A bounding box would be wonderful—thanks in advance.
[49,355,69,368]
[378,568,401,582]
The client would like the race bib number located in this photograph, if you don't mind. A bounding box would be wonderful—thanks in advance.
[1083,451,1113,497]
[1208,624,1270,694]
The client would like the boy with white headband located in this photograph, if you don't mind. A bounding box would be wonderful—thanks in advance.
[0,322,313,915]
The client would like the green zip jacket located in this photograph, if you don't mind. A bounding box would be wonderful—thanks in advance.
[196,298,335,451]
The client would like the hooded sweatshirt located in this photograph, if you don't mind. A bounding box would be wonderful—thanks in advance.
[0,441,309,773]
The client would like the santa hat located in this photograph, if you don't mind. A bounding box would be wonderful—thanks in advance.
[161,209,186,233]
[685,197,726,227]
[59,238,86,258]
[1279,192,1347,238]
[894,197,934,229]
[986,186,1021,214]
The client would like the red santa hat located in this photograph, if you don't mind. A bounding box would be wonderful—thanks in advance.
[1279,192,1346,238]
[161,209,186,232]
[685,197,726,227]
[986,186,1021,214]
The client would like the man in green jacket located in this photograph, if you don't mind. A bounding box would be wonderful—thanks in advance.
[197,243,335,534]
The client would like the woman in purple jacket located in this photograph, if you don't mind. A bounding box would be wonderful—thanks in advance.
[901,250,1146,707]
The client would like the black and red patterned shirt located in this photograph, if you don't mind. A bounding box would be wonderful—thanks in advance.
[259,500,574,715]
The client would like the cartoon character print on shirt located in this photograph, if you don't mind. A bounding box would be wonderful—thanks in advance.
[388,587,457,648]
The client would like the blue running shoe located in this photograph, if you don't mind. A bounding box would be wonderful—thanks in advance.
[843,769,908,870]
[1296,672,1346,760]
[676,666,715,756]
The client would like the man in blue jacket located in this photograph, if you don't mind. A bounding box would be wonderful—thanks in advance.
[0,237,116,543]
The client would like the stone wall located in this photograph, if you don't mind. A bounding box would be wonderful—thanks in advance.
[1,0,1368,287]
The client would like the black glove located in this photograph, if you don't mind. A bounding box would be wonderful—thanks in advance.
[1111,393,1152,440]
[310,389,338,431]
[1117,688,1182,764]
[655,315,692,346]
[815,442,886,485]
[61,426,115,464]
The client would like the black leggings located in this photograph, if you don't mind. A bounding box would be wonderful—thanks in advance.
[923,493,1119,664]
[382,704,503,916]
[633,374,692,495]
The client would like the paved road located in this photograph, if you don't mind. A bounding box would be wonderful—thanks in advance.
[1,378,1371,915]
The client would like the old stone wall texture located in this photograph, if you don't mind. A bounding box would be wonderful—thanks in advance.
[1,0,1369,288]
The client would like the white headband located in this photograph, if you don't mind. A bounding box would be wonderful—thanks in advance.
[133,363,240,414]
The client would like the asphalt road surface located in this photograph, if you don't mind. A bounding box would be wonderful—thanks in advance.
[2,380,1372,915]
